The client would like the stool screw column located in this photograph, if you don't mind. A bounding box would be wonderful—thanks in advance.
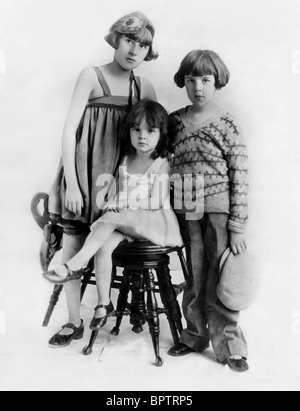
[130,271,146,334]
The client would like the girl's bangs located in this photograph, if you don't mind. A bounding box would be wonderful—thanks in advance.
[189,54,216,78]
[127,28,153,47]
[131,111,160,129]
[133,114,158,129]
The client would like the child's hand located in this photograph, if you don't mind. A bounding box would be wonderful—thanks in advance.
[230,232,247,255]
[103,201,118,212]
[65,184,83,215]
[104,200,127,213]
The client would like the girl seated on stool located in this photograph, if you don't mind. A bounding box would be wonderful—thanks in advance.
[44,100,183,331]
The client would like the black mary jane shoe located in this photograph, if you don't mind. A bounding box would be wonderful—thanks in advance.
[43,263,83,284]
[89,302,115,331]
[48,320,84,348]
[225,357,249,373]
[168,341,209,357]
[168,343,194,357]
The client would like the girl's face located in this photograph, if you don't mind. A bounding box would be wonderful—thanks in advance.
[115,36,150,71]
[185,74,217,109]
[130,118,160,156]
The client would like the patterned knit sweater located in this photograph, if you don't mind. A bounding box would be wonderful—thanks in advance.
[169,108,248,233]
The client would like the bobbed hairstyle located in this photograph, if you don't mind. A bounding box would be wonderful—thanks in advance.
[174,50,230,90]
[123,99,169,159]
[105,12,159,62]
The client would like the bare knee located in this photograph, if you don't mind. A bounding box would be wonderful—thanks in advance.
[100,241,120,257]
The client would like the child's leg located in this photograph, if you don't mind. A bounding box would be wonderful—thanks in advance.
[93,231,125,318]
[63,222,118,272]
[58,233,87,335]
[205,213,248,362]
[175,214,210,351]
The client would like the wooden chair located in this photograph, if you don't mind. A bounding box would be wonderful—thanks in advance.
[31,193,189,366]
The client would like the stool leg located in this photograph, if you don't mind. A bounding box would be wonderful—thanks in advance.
[145,269,163,367]
[82,330,99,356]
[111,269,131,336]
[42,285,63,327]
[111,265,117,285]
[130,271,146,334]
[156,266,183,343]
[177,248,190,282]
[80,271,93,301]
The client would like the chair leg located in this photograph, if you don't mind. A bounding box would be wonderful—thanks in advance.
[82,330,99,356]
[111,269,131,336]
[145,269,163,367]
[42,285,63,327]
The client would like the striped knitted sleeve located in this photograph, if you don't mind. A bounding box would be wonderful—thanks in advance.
[222,115,249,233]
[168,112,178,154]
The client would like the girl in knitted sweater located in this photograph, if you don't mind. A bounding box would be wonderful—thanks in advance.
[168,50,249,373]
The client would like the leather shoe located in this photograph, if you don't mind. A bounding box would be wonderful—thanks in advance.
[48,320,84,348]
[168,343,194,357]
[43,263,83,284]
[225,357,249,373]
[90,301,115,330]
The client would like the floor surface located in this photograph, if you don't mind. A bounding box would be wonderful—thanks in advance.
[1,191,300,391]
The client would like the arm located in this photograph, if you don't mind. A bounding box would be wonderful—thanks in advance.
[140,77,157,101]
[224,118,249,254]
[62,67,98,214]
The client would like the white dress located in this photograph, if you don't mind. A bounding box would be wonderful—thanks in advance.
[91,156,183,247]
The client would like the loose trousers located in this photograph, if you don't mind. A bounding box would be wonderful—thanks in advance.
[177,213,247,362]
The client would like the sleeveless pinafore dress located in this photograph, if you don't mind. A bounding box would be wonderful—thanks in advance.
[49,67,141,233]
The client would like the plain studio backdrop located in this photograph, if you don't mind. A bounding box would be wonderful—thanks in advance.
[1,0,300,391]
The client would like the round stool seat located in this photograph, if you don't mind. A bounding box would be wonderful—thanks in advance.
[113,240,180,256]
[112,240,179,269]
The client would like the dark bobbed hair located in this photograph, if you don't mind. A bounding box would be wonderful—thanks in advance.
[123,99,169,159]
[174,50,230,89]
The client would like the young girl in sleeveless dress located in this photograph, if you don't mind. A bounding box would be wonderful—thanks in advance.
[44,100,183,331]
[47,12,159,348]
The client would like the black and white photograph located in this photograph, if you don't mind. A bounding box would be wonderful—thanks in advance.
[1,0,300,392]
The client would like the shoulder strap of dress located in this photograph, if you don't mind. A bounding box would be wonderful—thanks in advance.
[149,157,169,174]
[133,75,141,101]
[93,67,111,96]
[120,155,128,166]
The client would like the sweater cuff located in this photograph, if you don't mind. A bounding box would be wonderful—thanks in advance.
[228,219,247,234]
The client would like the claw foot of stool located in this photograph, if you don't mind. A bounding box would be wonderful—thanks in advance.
[111,327,120,336]
[155,356,164,367]
[82,346,93,356]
